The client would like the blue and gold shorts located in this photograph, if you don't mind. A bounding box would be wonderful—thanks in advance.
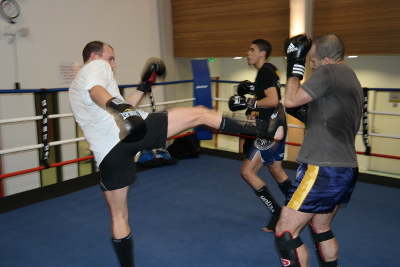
[247,134,286,165]
[285,163,358,213]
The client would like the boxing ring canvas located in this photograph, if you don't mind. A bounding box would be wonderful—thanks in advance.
[0,153,399,267]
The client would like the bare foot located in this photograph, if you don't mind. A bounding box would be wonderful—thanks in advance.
[262,227,274,233]
[263,214,279,233]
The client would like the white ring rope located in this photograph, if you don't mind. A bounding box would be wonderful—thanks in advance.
[0,113,74,124]
[0,98,196,125]
[0,98,196,155]
[136,98,195,108]
[369,111,400,116]
[0,137,86,155]
[213,97,228,102]
[361,132,400,139]
[288,124,305,129]
[0,95,399,156]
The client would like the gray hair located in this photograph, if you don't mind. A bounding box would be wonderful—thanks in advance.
[313,34,344,62]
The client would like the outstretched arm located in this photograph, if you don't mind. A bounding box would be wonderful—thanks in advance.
[125,90,145,107]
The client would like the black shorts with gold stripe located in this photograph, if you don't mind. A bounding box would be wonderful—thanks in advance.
[285,163,358,213]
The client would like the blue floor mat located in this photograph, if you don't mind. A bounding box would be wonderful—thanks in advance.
[0,154,399,266]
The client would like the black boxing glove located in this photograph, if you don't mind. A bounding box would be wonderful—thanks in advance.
[106,97,147,142]
[138,57,166,93]
[228,95,257,111]
[237,80,255,96]
[285,104,308,123]
[284,34,312,80]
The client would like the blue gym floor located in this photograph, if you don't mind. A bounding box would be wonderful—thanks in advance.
[0,154,399,266]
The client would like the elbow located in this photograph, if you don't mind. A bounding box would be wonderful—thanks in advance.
[272,98,279,107]
[284,98,296,108]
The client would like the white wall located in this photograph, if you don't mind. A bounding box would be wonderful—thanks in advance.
[0,0,167,195]
[346,56,400,176]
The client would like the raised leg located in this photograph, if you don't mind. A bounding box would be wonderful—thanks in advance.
[166,105,283,140]
[166,106,222,137]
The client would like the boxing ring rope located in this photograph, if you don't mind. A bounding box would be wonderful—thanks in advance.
[0,97,196,155]
[0,156,94,180]
[3,128,398,181]
[0,131,199,180]
[0,82,399,189]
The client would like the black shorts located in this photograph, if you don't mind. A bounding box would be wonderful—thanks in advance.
[99,111,168,191]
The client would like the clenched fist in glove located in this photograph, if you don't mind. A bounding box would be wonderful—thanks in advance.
[284,34,312,80]
[228,95,257,111]
[106,97,147,142]
[285,104,308,124]
[237,80,255,96]
[137,57,166,93]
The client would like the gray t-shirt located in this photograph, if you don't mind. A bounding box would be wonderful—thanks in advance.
[297,63,363,167]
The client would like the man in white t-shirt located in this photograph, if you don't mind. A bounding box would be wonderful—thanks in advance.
[69,41,285,267]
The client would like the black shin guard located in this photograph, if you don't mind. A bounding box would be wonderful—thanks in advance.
[112,232,135,267]
[308,223,338,267]
[278,178,292,196]
[220,103,286,138]
[256,186,282,231]
[266,214,280,231]
[274,231,303,267]
[219,117,258,136]
[255,186,282,216]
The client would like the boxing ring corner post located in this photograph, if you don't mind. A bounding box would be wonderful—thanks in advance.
[191,59,213,140]
[0,156,3,198]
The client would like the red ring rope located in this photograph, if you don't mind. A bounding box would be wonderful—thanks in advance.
[0,156,95,180]
[0,132,197,180]
[1,131,399,181]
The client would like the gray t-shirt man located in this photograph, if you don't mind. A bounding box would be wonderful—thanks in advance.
[297,63,364,167]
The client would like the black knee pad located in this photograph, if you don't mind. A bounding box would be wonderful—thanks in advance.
[308,223,338,267]
[274,231,303,267]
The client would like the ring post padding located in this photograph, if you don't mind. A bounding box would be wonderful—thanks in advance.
[191,59,213,140]
[40,89,50,168]
[362,87,371,155]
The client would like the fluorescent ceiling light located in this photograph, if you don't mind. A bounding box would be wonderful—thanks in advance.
[234,57,242,59]
[347,56,358,58]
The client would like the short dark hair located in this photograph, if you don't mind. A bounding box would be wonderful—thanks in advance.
[313,34,344,62]
[252,39,272,58]
[82,41,113,62]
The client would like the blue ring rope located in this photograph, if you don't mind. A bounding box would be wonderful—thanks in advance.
[0,80,398,93]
